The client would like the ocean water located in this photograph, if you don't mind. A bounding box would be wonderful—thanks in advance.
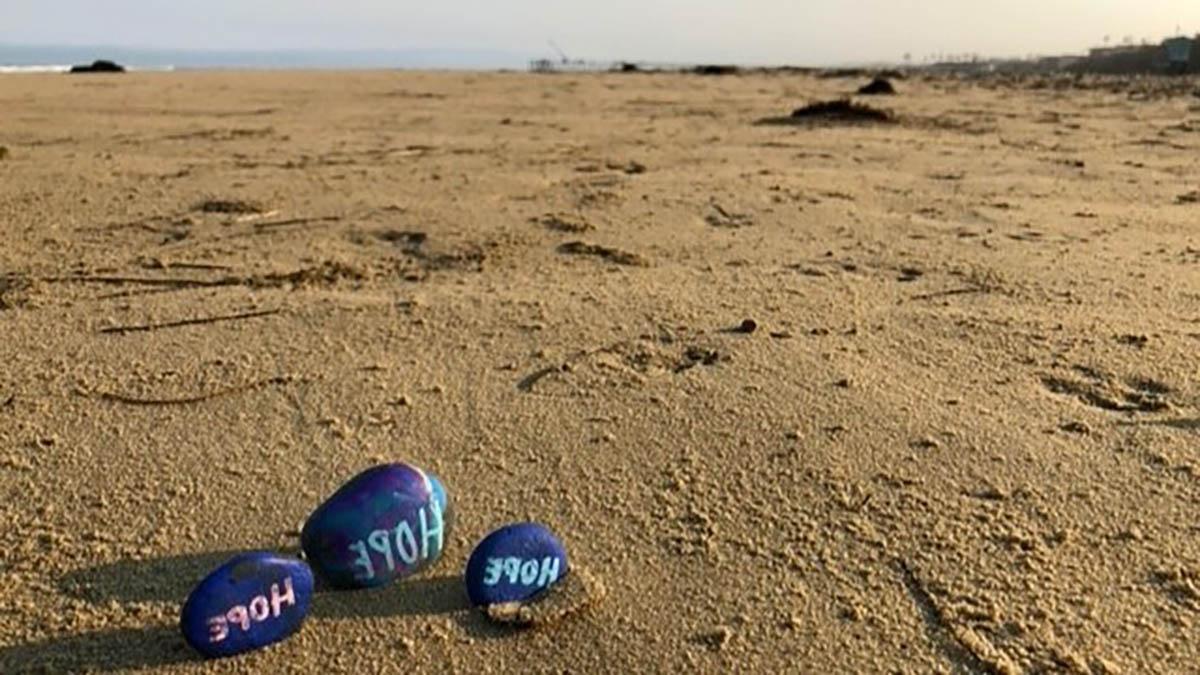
[0,44,534,72]
[0,65,76,73]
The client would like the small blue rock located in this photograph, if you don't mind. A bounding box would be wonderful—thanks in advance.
[465,522,568,606]
[180,552,314,659]
[301,463,449,589]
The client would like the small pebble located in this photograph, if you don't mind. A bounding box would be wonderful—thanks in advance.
[465,522,568,607]
[694,627,733,651]
[1060,421,1091,435]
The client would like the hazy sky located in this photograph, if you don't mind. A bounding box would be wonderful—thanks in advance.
[4,1,1200,64]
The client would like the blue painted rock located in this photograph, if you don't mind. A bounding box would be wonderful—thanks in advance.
[414,472,453,574]
[301,463,449,589]
[465,522,568,606]
[180,552,314,659]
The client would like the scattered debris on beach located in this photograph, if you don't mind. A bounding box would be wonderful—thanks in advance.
[757,99,895,126]
[0,273,33,310]
[558,241,649,266]
[194,198,266,215]
[535,213,593,233]
[730,319,758,334]
[791,99,894,122]
[606,159,647,175]
[705,202,754,228]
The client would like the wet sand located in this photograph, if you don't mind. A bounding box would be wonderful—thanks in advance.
[1,69,1200,672]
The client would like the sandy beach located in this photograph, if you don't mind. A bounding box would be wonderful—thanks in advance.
[2,69,1200,672]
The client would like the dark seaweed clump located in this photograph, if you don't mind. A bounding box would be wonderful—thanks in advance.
[757,99,895,126]
[857,77,897,95]
[791,99,893,121]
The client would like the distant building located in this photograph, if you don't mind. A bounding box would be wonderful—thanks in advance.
[1087,45,1143,59]
[528,57,611,73]
[1035,55,1081,70]
[1163,36,1194,73]
[1073,36,1198,75]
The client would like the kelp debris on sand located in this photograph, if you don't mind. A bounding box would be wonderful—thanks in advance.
[757,99,895,126]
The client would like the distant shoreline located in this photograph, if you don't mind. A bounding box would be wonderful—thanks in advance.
[0,44,536,71]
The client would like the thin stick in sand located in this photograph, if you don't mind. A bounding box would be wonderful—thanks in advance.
[93,375,298,407]
[98,308,282,335]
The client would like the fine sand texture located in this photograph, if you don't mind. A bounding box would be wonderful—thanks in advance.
[2,69,1200,673]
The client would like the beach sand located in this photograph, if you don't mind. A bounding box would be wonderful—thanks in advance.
[1,69,1199,672]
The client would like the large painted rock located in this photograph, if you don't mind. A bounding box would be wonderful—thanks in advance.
[414,472,453,574]
[180,552,314,659]
[465,522,568,607]
[301,463,449,589]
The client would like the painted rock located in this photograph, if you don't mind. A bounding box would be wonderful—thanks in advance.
[465,522,568,607]
[414,472,453,574]
[180,552,314,659]
[301,463,449,589]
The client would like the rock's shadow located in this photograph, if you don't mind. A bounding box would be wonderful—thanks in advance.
[59,549,240,606]
[313,573,469,620]
[0,626,192,673]
[1,549,487,671]
[57,549,470,618]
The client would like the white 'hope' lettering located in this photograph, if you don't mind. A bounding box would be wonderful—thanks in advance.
[481,556,561,589]
[520,560,539,585]
[206,577,297,643]
[483,557,504,585]
[348,498,445,582]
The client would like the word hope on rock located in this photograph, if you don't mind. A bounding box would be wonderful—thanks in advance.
[482,556,562,589]
[348,497,444,583]
[208,576,297,643]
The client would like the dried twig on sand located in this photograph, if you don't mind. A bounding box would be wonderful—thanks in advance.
[42,275,238,288]
[194,198,264,215]
[93,375,297,407]
[558,241,650,267]
[252,216,342,231]
[43,260,367,294]
[99,308,281,335]
[517,340,633,392]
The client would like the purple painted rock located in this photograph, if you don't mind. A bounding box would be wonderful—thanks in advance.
[414,472,453,574]
[180,552,314,659]
[301,463,449,589]
[465,522,568,607]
